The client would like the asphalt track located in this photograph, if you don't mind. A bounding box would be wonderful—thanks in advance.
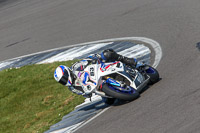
[1,0,200,133]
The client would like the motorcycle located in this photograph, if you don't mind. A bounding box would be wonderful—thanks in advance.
[77,60,159,103]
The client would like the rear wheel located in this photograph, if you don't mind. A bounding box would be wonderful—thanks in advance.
[102,84,140,101]
[145,66,159,84]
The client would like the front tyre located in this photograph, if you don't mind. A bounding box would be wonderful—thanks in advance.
[102,84,140,101]
[145,66,159,84]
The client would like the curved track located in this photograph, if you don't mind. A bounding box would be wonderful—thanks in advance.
[1,0,200,133]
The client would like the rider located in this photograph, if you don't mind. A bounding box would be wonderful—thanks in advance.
[54,49,137,97]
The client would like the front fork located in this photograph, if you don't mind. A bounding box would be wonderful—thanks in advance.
[104,76,126,87]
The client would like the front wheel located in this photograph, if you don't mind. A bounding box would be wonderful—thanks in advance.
[145,66,159,84]
[102,84,140,101]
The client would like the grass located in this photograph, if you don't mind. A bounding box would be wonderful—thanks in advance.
[0,60,85,133]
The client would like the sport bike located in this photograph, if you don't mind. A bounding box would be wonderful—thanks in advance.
[79,61,159,103]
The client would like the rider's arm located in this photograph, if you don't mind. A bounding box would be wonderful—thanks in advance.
[68,86,83,95]
[68,86,91,98]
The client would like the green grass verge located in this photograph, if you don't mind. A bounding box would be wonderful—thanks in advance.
[0,60,85,133]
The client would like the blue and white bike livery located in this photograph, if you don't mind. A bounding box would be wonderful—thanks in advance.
[77,61,159,101]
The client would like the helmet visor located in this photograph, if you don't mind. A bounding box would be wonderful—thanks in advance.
[59,69,69,85]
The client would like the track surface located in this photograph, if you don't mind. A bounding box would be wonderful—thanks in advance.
[1,0,200,133]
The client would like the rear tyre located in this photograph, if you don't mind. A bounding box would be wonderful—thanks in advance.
[102,84,140,101]
[146,66,159,84]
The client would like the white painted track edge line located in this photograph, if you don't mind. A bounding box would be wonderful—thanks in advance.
[0,37,162,68]
[70,107,111,133]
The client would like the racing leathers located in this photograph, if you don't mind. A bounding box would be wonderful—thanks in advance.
[67,49,137,97]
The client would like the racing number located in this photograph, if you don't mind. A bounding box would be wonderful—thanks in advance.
[90,67,94,76]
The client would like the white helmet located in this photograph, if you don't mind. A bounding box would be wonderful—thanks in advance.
[54,65,73,86]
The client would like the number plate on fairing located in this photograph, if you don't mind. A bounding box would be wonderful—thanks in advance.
[134,71,145,88]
